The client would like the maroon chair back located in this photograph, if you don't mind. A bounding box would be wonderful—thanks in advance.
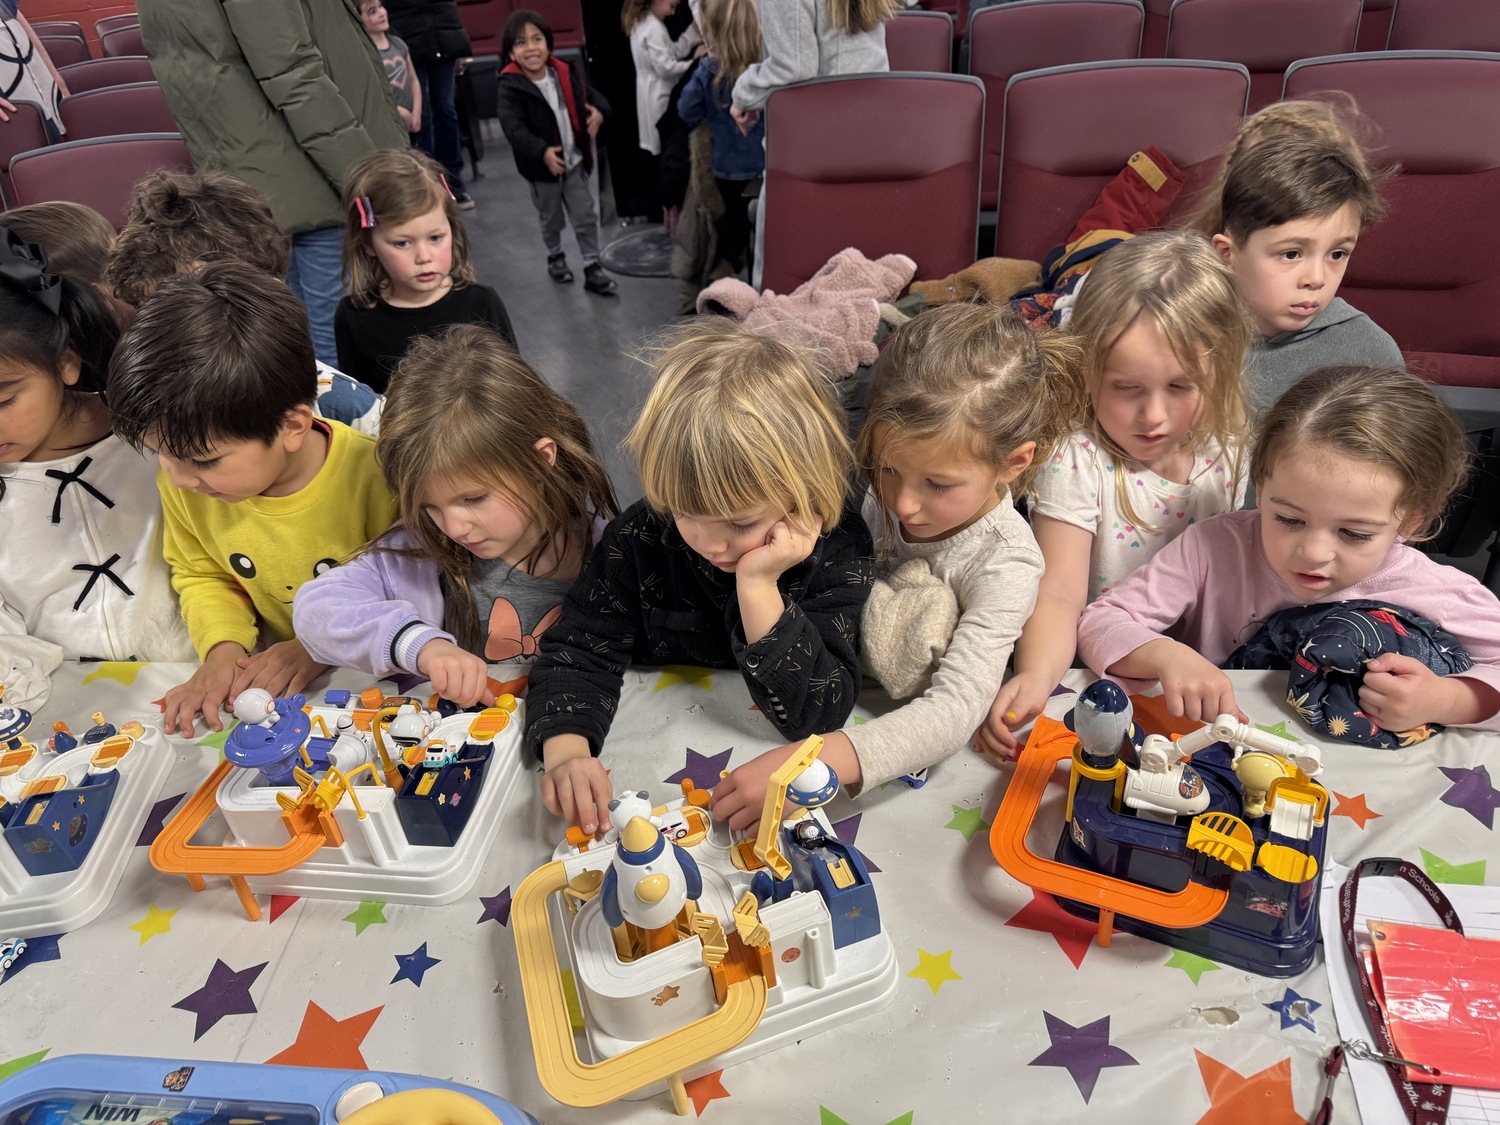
[100,24,145,58]
[1166,0,1361,111]
[1283,51,1500,382]
[95,13,141,38]
[39,34,90,67]
[1388,0,1500,50]
[922,0,971,41]
[968,0,1143,210]
[1141,0,1172,54]
[1359,0,1398,50]
[60,83,176,141]
[457,0,507,56]
[30,20,86,40]
[58,56,156,94]
[761,73,984,295]
[6,133,192,228]
[0,99,51,207]
[996,59,1247,263]
[528,0,586,50]
[887,11,954,72]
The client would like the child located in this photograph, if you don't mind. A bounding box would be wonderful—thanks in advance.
[335,148,517,393]
[526,320,875,834]
[711,305,1076,831]
[0,224,192,690]
[294,324,618,704]
[979,232,1253,757]
[625,0,703,159]
[1077,365,1500,732]
[1,201,115,289]
[1200,103,1401,419]
[104,169,384,435]
[358,0,422,135]
[496,9,619,296]
[108,263,400,737]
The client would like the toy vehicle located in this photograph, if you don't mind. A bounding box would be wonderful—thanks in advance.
[150,684,526,920]
[991,680,1329,977]
[0,935,24,971]
[513,736,898,1115]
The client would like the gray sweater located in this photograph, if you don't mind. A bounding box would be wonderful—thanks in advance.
[731,0,889,111]
[1246,297,1403,420]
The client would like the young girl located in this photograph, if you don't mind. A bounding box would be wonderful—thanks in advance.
[711,305,1078,831]
[1078,365,1500,732]
[979,231,1253,756]
[526,319,875,834]
[333,148,516,394]
[625,0,703,159]
[0,224,192,699]
[294,324,616,705]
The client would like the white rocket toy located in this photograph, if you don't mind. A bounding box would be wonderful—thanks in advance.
[600,816,703,932]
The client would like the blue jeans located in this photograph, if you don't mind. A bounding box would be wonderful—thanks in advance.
[415,58,467,194]
[286,225,344,367]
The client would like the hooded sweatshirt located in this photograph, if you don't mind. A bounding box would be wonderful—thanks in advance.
[1245,297,1403,420]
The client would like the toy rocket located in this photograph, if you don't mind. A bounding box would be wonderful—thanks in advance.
[599,816,703,932]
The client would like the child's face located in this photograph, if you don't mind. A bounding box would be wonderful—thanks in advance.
[1212,202,1361,337]
[0,355,81,464]
[1257,447,1408,601]
[149,415,311,504]
[675,505,783,571]
[421,473,539,566]
[359,0,389,34]
[509,23,551,77]
[651,0,679,19]
[1091,318,1203,472]
[875,429,1026,543]
[367,204,454,306]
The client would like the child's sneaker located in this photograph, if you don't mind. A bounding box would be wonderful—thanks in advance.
[583,264,618,297]
[453,192,476,211]
[548,253,574,284]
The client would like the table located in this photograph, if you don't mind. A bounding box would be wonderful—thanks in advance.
[4,662,1496,1122]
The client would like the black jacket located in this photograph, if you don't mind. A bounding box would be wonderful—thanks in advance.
[496,56,610,182]
[382,0,470,64]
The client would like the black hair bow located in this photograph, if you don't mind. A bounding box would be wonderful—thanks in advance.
[0,223,63,315]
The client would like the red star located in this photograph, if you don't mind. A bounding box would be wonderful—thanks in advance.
[1004,888,1116,969]
[266,1002,383,1069]
[152,696,166,709]
[1193,1051,1301,1125]
[268,896,300,924]
[1332,791,1382,830]
[685,1070,730,1116]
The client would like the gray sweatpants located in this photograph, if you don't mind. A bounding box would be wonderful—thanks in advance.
[529,164,601,265]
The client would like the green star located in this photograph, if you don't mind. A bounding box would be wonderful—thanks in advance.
[944,804,990,843]
[1255,720,1300,742]
[0,1049,49,1083]
[820,1110,913,1125]
[1164,948,1221,985]
[343,899,388,935]
[1420,848,1486,886]
[852,716,869,725]
[196,718,240,756]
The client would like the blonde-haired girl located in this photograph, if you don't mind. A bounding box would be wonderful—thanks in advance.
[295,324,616,706]
[713,304,1079,831]
[526,319,874,834]
[334,148,515,392]
[980,230,1253,755]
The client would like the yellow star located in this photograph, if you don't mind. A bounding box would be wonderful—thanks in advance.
[653,665,715,693]
[907,948,962,995]
[81,662,145,687]
[129,904,178,945]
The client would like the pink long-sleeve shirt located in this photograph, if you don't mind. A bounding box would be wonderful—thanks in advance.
[1077,510,1500,732]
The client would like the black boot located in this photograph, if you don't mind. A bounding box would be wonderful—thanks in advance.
[583,263,618,296]
[548,253,573,283]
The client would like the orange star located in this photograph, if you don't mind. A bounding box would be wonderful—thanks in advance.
[652,985,681,1006]
[1193,1051,1301,1125]
[685,1069,730,1116]
[1332,791,1382,830]
[266,1002,383,1070]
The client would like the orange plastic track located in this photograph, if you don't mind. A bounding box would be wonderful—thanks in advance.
[989,713,1229,930]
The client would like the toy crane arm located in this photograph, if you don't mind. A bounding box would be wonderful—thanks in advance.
[1143,714,1322,777]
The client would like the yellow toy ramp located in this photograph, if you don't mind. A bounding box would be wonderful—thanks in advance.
[513,859,768,1109]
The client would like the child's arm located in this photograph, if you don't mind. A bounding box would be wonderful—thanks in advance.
[540,733,615,836]
[404,46,422,131]
[731,0,819,111]
[496,82,554,171]
[639,19,699,80]
[676,60,711,129]
[711,728,862,835]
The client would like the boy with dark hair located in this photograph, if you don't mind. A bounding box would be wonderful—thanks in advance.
[109,263,398,736]
[496,9,618,296]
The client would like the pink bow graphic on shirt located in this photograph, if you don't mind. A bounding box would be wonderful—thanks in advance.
[485,600,563,661]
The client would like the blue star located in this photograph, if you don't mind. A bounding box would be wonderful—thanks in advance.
[476,886,512,926]
[0,933,63,985]
[1029,1012,1137,1103]
[136,792,186,847]
[391,942,441,987]
[1265,987,1321,1033]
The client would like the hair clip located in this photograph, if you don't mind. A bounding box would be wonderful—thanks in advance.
[0,224,63,315]
[439,174,458,202]
[355,196,378,229]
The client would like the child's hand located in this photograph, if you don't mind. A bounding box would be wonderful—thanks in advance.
[736,517,821,585]
[1357,654,1499,733]
[585,104,603,138]
[974,671,1053,760]
[543,145,566,176]
[730,105,760,136]
[398,105,418,132]
[1153,641,1244,723]
[692,42,708,59]
[711,743,802,836]
[161,641,242,737]
[541,734,613,834]
[416,639,496,708]
[230,639,329,702]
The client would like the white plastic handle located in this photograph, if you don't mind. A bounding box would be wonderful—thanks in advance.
[339,1089,504,1125]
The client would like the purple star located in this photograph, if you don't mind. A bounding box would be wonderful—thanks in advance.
[136,792,186,847]
[1265,987,1320,1033]
[1029,1011,1138,1103]
[1439,765,1500,828]
[383,672,428,696]
[477,886,512,926]
[664,746,733,791]
[829,813,881,873]
[391,942,441,987]
[1049,683,1074,698]
[0,932,63,985]
[172,959,267,1040]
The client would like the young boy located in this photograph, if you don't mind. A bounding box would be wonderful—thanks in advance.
[108,263,399,737]
[359,0,422,135]
[1210,135,1402,419]
[105,169,384,435]
[495,9,618,296]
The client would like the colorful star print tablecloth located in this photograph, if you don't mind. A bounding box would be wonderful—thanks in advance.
[3,661,1498,1123]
